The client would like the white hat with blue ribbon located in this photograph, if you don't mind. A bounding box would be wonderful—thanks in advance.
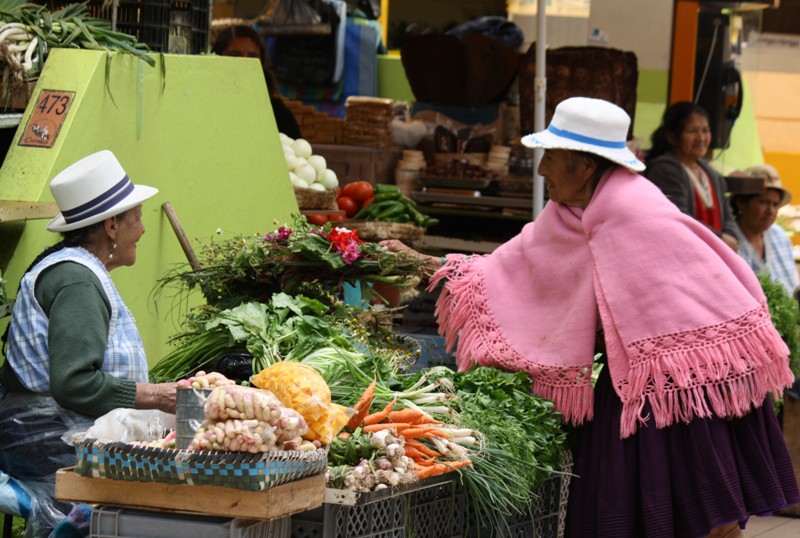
[47,150,158,233]
[521,97,645,172]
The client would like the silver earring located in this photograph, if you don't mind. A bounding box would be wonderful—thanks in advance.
[109,242,117,260]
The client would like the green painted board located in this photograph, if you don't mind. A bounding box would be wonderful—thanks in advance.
[0,48,298,366]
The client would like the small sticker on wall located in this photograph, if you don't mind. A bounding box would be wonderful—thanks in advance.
[589,28,609,45]
[18,90,76,148]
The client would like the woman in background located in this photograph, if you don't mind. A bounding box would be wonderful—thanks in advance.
[212,25,302,140]
[644,101,739,251]
[730,163,798,295]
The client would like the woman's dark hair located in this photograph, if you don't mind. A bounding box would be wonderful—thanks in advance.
[212,25,279,97]
[647,102,710,161]
[729,193,758,218]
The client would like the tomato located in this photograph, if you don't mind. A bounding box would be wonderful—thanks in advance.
[337,196,359,218]
[342,181,374,204]
[360,196,374,209]
[305,214,328,226]
[328,214,347,222]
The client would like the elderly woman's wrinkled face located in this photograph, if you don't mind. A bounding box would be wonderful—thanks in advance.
[538,149,597,208]
[108,205,145,270]
[672,112,711,164]
[737,189,782,235]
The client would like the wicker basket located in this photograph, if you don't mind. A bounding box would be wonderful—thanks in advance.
[294,187,338,210]
[342,220,425,242]
[72,435,328,491]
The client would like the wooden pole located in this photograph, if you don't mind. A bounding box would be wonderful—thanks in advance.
[161,202,201,271]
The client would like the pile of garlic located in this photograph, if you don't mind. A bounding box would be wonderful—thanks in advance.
[281,133,339,191]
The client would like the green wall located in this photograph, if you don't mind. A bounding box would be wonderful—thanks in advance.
[0,49,298,365]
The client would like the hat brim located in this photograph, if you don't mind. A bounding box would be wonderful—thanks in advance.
[770,187,793,207]
[46,184,159,233]
[521,129,645,172]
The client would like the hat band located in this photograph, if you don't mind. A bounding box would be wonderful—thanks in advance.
[62,176,134,224]
[547,125,627,149]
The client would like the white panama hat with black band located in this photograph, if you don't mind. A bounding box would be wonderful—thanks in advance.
[47,150,158,233]
[521,97,645,172]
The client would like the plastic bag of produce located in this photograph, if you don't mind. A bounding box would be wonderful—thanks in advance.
[252,362,351,444]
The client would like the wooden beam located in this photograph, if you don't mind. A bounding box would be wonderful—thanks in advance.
[669,0,700,104]
[0,200,59,223]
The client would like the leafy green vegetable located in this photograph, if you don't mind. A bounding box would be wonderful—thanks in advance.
[759,273,800,377]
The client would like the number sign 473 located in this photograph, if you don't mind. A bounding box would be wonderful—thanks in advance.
[37,93,70,115]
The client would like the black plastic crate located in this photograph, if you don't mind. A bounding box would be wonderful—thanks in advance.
[407,478,465,538]
[291,498,405,538]
[467,452,573,538]
[48,0,208,54]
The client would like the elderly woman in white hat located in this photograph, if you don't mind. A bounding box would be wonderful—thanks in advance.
[381,97,798,537]
[729,163,798,295]
[0,150,176,537]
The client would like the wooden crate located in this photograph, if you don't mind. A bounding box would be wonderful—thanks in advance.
[55,468,325,520]
[312,144,402,185]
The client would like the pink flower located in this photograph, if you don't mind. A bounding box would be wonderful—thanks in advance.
[264,226,292,242]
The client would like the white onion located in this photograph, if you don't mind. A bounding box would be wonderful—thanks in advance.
[308,182,327,192]
[292,139,313,159]
[279,132,293,145]
[295,164,317,184]
[317,168,338,189]
[285,154,299,171]
[291,174,309,189]
[307,155,327,175]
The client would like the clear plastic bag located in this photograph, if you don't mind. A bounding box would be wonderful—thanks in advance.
[0,391,92,538]
[83,409,175,444]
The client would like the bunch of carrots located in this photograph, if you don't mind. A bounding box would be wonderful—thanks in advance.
[344,379,475,480]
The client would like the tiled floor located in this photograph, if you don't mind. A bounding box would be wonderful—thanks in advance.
[744,515,800,536]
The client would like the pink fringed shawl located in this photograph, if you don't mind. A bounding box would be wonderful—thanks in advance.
[431,167,793,438]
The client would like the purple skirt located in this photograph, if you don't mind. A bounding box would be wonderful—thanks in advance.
[565,366,800,538]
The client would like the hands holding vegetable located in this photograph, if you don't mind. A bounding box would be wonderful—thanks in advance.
[380,240,444,277]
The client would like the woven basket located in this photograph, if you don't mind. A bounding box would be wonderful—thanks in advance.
[72,435,328,491]
[294,187,338,210]
[342,220,425,242]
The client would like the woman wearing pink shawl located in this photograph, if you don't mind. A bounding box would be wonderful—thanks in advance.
[382,97,798,537]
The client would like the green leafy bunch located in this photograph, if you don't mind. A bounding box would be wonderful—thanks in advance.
[759,273,800,377]
[160,215,427,309]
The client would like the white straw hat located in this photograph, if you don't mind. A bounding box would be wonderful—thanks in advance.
[743,163,792,207]
[47,150,158,232]
[521,97,645,172]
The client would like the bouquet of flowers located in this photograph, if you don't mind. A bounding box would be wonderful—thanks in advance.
[159,215,428,309]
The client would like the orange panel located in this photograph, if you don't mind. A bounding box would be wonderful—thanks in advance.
[670,0,700,104]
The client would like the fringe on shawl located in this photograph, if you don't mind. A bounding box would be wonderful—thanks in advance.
[429,255,595,425]
[618,302,793,438]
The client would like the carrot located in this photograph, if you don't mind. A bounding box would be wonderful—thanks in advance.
[387,408,444,425]
[346,378,377,430]
[411,415,444,425]
[404,439,442,459]
[400,427,452,440]
[387,408,424,423]
[362,399,397,426]
[402,446,429,461]
[415,460,473,479]
[361,423,398,433]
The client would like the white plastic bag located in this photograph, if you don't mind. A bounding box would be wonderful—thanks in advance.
[84,409,176,443]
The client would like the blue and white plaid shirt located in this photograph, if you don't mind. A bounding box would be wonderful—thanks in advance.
[734,222,799,295]
[5,247,149,393]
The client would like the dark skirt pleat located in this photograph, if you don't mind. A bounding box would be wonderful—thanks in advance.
[565,366,799,538]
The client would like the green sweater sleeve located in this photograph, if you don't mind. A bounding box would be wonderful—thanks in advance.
[34,261,138,417]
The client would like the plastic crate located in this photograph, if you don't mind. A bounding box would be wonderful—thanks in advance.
[407,478,464,538]
[290,498,405,538]
[467,452,573,538]
[291,476,460,538]
[48,0,209,54]
[90,507,290,538]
